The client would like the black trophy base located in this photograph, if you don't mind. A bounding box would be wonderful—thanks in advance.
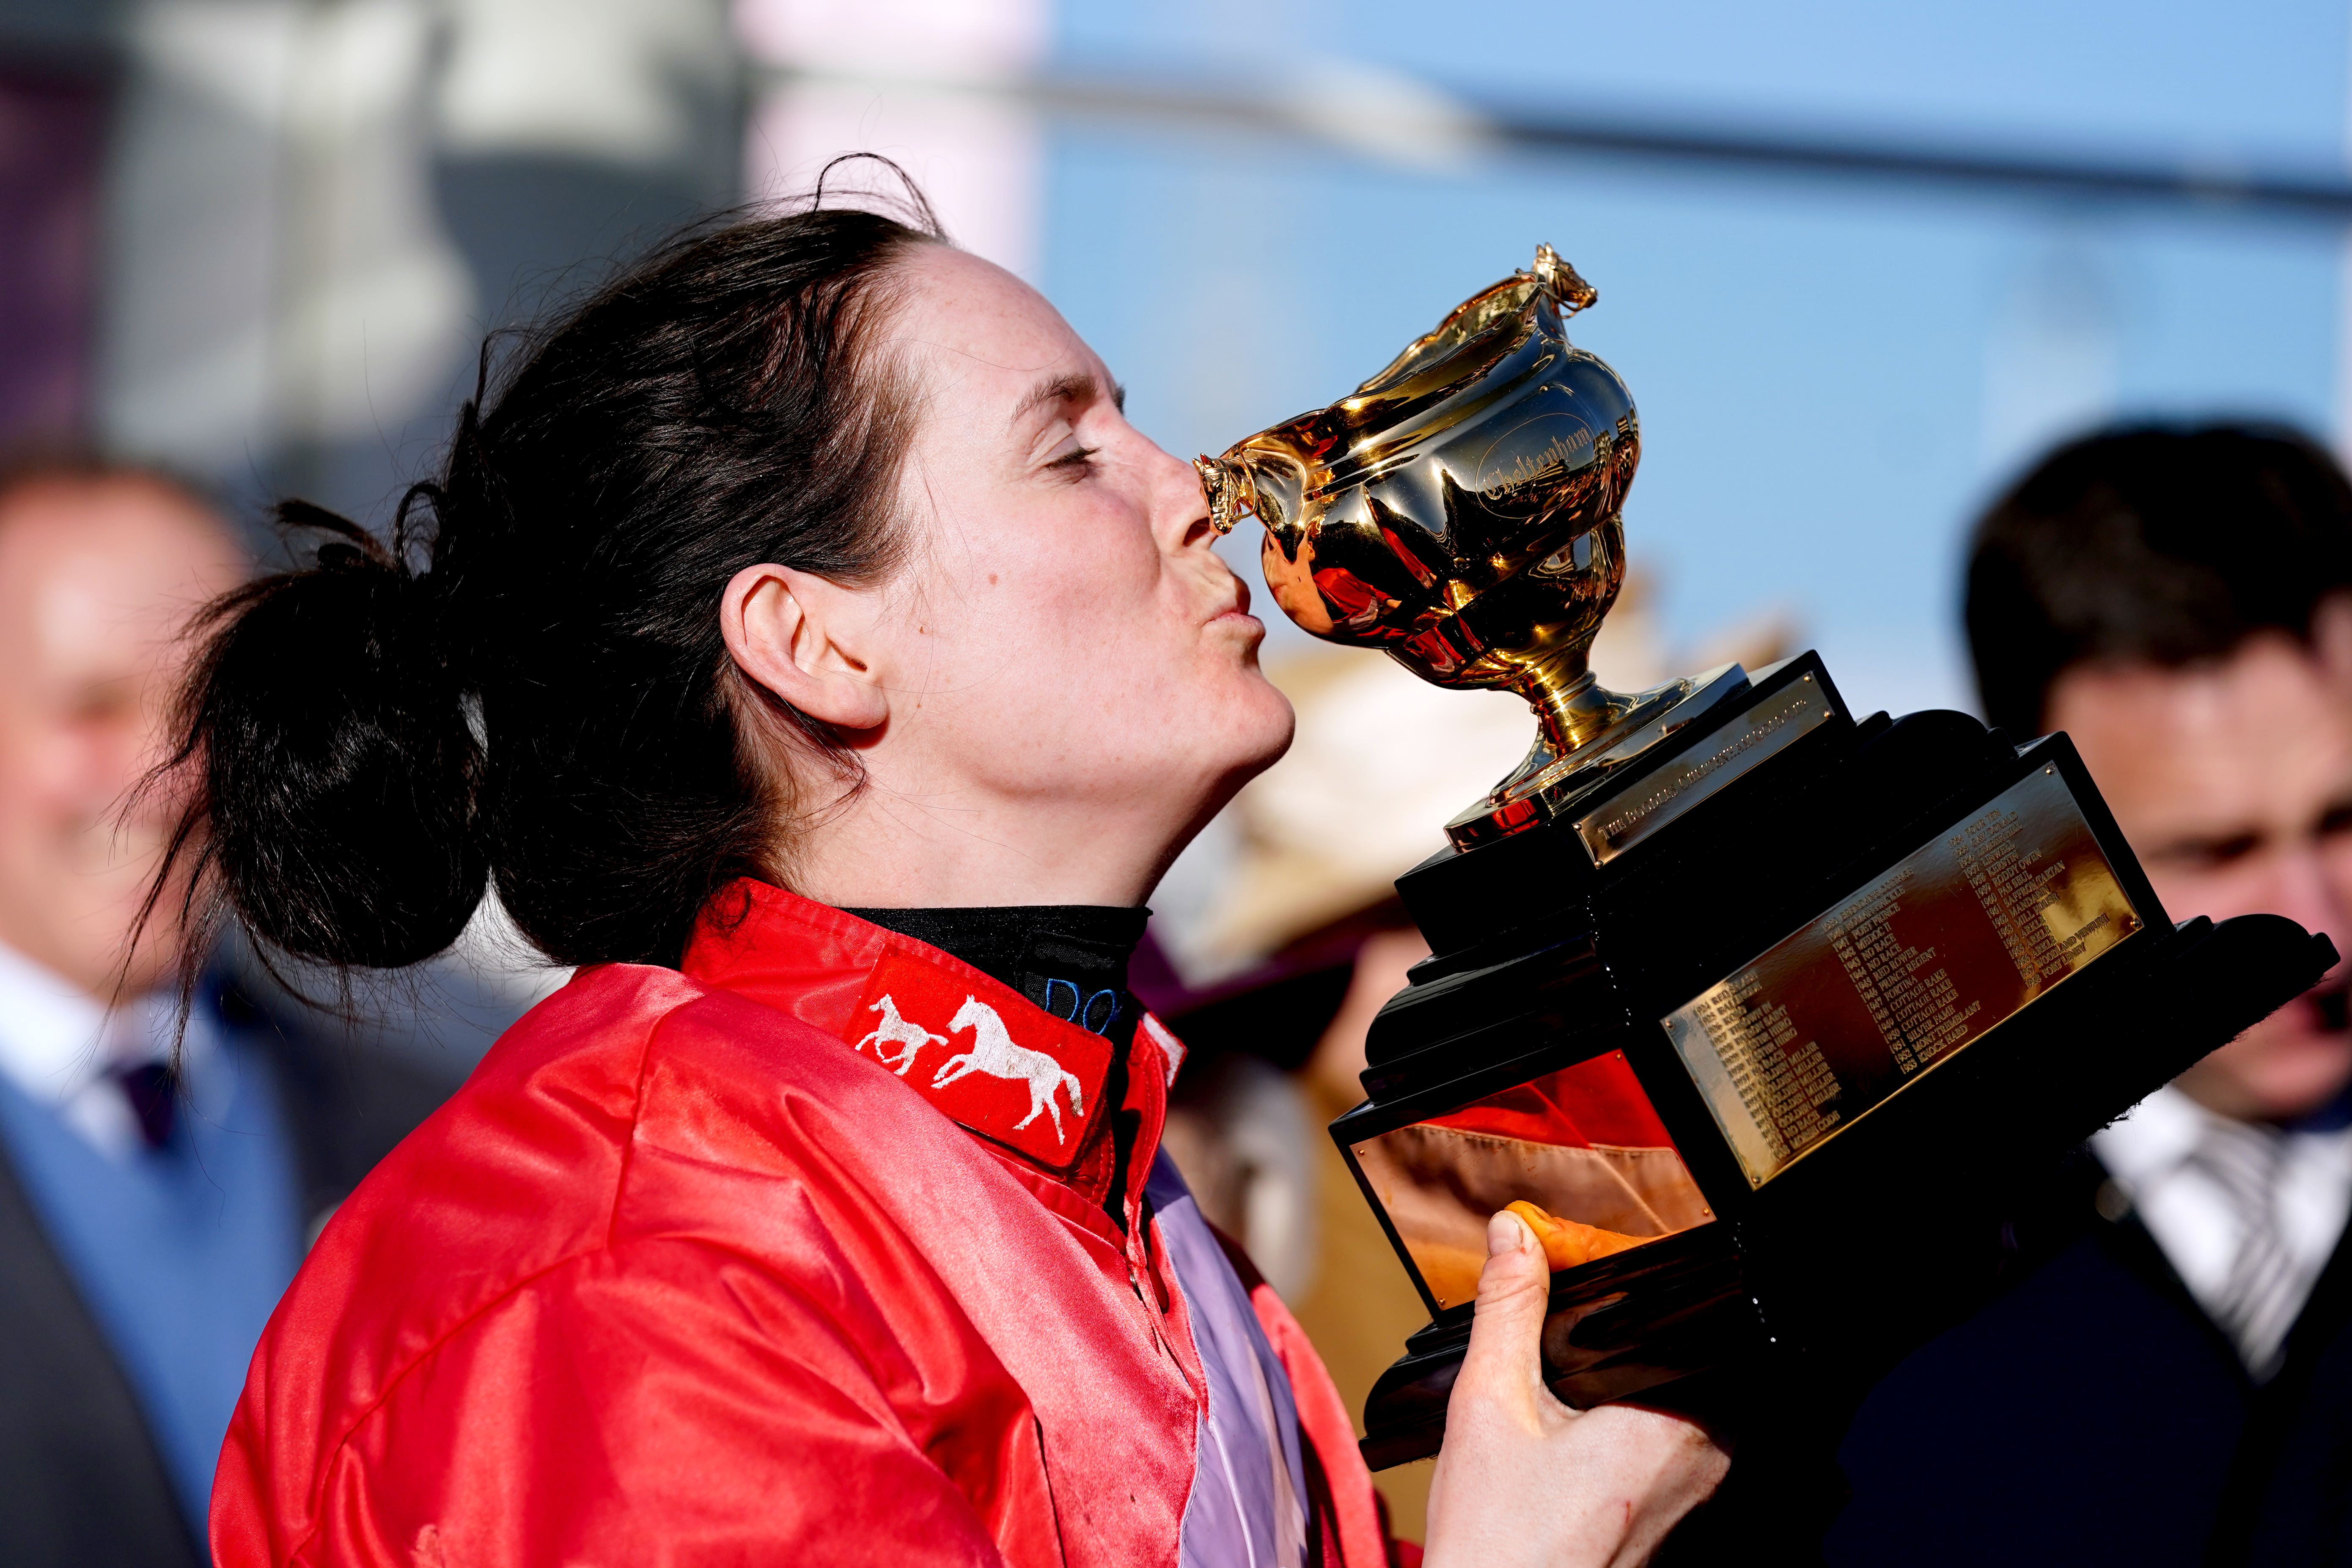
[1332,654,2335,1470]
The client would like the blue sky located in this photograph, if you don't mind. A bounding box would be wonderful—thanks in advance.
[1061,0,2349,161]
[1039,0,2352,717]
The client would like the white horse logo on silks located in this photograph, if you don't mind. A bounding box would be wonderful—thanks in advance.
[932,996,1086,1143]
[854,994,948,1076]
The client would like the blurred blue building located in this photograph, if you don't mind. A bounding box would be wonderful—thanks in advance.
[6,0,2347,719]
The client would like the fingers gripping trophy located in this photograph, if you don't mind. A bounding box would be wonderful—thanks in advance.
[1197,248,2336,1467]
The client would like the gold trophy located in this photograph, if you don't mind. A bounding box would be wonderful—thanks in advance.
[1195,245,1739,850]
[1199,249,2334,1469]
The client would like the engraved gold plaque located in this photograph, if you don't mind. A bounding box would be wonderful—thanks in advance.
[1662,764,2140,1188]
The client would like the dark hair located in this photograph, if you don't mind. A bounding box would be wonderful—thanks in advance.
[1965,422,2352,737]
[154,195,942,974]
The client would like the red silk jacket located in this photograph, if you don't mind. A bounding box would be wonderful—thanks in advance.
[208,881,1393,1568]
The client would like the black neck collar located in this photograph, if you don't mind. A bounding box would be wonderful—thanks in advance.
[842,904,1151,1045]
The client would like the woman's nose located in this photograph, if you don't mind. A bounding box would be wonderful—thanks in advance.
[1143,438,1219,548]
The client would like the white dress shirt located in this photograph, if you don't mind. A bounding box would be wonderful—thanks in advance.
[0,939,217,1162]
[2094,1084,2352,1354]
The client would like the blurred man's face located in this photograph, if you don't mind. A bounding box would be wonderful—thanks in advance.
[2049,605,2352,1122]
[0,478,242,1000]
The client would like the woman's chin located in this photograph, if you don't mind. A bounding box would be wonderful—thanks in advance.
[1226,677,1297,773]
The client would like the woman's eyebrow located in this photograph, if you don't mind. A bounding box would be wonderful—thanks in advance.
[1008,371,1106,431]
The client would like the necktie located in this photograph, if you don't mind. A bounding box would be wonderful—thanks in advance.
[112,1061,178,1152]
[2187,1115,2299,1379]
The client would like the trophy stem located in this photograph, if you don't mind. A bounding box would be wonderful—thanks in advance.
[1524,656,1627,757]
[1448,652,1725,849]
[1484,652,1665,805]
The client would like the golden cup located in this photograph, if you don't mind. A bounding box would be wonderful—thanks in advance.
[1197,246,1728,849]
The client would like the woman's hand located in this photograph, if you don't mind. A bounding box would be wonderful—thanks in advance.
[1422,1211,1729,1568]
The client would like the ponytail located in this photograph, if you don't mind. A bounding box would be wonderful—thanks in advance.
[154,191,938,975]
[163,501,485,969]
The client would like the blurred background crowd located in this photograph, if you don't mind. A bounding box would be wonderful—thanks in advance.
[8,0,2352,1561]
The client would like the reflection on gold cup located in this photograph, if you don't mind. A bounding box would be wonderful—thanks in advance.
[1196,246,1712,847]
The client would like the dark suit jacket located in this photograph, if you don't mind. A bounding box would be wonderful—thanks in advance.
[0,976,456,1568]
[1826,1151,2352,1567]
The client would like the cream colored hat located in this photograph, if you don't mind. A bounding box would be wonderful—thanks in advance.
[1201,649,1531,963]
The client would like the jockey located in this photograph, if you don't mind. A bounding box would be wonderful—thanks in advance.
[164,187,1726,1567]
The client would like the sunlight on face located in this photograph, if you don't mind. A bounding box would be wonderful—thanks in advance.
[861,244,1294,878]
[2051,615,2352,1120]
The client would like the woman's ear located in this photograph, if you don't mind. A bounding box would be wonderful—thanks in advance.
[720,563,891,731]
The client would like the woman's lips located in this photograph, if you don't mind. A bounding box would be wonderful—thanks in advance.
[1208,575,1252,621]
[1206,578,1260,634]
[1203,574,1262,642]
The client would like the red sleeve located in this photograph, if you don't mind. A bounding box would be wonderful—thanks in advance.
[217,1240,1031,1568]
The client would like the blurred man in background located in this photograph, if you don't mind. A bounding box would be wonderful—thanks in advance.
[1831,425,2352,1567]
[0,461,451,1566]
